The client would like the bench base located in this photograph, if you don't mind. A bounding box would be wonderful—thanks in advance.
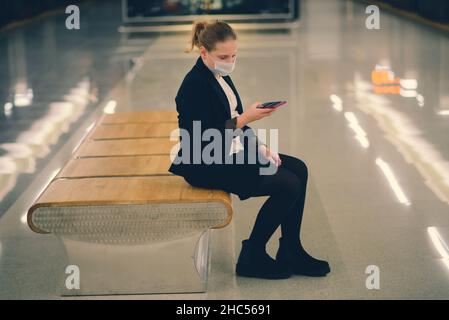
[60,230,211,296]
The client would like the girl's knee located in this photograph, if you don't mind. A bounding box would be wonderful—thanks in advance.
[292,157,308,181]
[282,174,303,197]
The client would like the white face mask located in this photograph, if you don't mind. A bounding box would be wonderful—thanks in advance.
[208,56,236,76]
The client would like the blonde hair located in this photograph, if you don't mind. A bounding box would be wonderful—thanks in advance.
[185,20,237,53]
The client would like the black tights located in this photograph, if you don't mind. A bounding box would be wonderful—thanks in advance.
[247,153,308,250]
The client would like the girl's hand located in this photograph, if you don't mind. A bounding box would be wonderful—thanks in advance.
[258,144,282,167]
[241,102,278,124]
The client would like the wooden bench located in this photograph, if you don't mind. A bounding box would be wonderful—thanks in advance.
[74,138,176,158]
[27,110,233,295]
[56,155,173,178]
[99,110,178,124]
[88,122,178,140]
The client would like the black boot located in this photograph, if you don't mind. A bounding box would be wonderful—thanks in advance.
[276,237,330,277]
[236,239,292,280]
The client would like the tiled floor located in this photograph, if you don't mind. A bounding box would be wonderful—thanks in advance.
[1,0,449,299]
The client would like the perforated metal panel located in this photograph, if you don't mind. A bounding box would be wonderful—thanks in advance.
[32,202,228,244]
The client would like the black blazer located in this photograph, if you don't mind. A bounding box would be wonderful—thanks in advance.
[168,56,266,200]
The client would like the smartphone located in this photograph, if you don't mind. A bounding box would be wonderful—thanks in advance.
[257,101,287,109]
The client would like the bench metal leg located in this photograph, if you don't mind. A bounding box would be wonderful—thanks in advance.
[60,230,211,296]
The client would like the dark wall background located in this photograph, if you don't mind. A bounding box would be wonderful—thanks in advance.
[0,0,83,29]
[368,0,449,23]
[1,0,300,30]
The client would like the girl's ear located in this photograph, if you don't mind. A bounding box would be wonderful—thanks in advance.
[199,46,207,59]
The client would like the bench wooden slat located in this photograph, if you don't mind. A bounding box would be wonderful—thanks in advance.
[100,111,178,124]
[33,176,229,205]
[28,175,233,232]
[56,155,173,178]
[74,138,178,158]
[89,123,178,140]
